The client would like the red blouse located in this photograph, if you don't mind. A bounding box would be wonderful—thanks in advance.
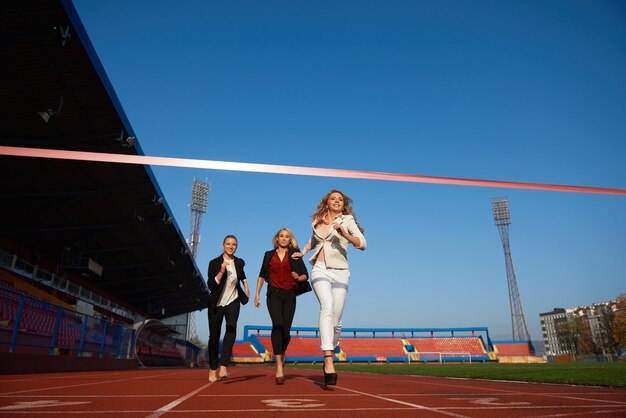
[268,251,297,290]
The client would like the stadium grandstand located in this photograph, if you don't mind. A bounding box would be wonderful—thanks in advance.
[491,340,541,363]
[0,0,543,375]
[0,0,208,373]
[232,326,497,364]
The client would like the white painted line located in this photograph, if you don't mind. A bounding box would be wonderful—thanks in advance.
[396,376,626,405]
[295,377,469,418]
[0,395,179,398]
[0,400,90,411]
[0,371,183,395]
[533,393,626,405]
[0,372,127,383]
[448,397,530,406]
[438,405,626,410]
[172,407,472,412]
[330,384,470,418]
[145,383,212,418]
[196,393,359,397]
[381,392,622,396]
[261,398,325,408]
[0,411,151,415]
[532,408,626,418]
[1,406,625,415]
[0,407,465,414]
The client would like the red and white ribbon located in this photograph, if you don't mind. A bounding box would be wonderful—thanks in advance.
[1,145,624,196]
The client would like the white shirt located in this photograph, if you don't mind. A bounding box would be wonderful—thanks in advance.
[217,259,238,307]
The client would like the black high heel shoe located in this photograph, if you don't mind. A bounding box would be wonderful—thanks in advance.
[323,354,337,386]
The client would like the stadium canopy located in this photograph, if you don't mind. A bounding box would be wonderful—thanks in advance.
[0,0,209,318]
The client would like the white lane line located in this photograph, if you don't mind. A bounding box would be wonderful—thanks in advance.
[396,377,626,405]
[0,372,128,383]
[0,371,184,395]
[0,395,179,398]
[532,408,626,418]
[381,392,624,396]
[0,407,466,414]
[0,411,151,415]
[438,405,626,410]
[3,406,626,415]
[4,406,624,415]
[534,393,626,405]
[331,384,470,418]
[196,393,360,397]
[295,377,469,418]
[145,383,213,418]
[0,400,90,411]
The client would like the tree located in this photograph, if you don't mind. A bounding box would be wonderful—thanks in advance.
[577,315,599,355]
[612,294,626,355]
[596,303,618,357]
[188,335,207,350]
[555,317,580,357]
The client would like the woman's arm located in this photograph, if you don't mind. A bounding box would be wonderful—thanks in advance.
[207,258,226,292]
[337,216,366,250]
[292,239,313,260]
[291,271,307,282]
[253,276,264,308]
[239,259,248,282]
[242,279,250,297]
[290,256,309,282]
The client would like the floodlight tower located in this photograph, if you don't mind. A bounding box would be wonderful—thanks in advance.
[491,197,531,341]
[190,179,210,260]
[187,178,210,341]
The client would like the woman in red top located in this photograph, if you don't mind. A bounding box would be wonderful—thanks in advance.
[254,228,309,384]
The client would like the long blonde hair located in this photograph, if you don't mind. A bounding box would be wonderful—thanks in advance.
[272,227,299,250]
[311,189,364,232]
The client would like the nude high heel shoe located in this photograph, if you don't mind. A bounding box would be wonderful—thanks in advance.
[208,369,218,382]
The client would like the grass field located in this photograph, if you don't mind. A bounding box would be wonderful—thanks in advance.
[288,362,626,388]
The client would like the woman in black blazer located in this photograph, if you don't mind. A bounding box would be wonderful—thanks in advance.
[207,235,250,382]
[254,227,309,384]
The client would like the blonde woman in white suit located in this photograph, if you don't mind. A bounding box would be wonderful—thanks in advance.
[292,190,366,386]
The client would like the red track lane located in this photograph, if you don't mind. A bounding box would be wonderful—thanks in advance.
[1,367,625,417]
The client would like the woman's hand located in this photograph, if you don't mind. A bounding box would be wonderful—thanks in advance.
[291,252,303,260]
[254,296,261,308]
[333,222,360,246]
[333,222,348,236]
[291,272,300,282]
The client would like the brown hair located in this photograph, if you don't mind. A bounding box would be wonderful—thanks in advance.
[223,234,237,244]
[311,189,364,232]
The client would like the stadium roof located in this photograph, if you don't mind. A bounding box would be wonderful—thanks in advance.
[0,0,209,318]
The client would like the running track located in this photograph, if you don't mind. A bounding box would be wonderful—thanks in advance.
[1,366,625,417]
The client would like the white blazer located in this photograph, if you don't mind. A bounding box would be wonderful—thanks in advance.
[307,214,366,269]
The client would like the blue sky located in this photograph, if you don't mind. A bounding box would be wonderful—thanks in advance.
[72,0,626,342]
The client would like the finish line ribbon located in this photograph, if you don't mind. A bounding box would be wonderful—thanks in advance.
[1,145,625,196]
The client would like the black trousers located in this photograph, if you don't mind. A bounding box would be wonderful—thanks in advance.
[266,287,296,356]
[207,300,240,370]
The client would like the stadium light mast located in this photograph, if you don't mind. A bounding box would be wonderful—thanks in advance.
[187,178,210,341]
[190,178,210,260]
[492,197,531,341]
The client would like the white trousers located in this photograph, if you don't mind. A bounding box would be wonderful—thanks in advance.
[311,261,350,351]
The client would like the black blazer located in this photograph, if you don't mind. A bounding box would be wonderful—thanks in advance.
[207,255,248,309]
[258,248,309,296]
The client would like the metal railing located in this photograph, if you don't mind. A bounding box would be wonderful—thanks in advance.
[0,285,135,359]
